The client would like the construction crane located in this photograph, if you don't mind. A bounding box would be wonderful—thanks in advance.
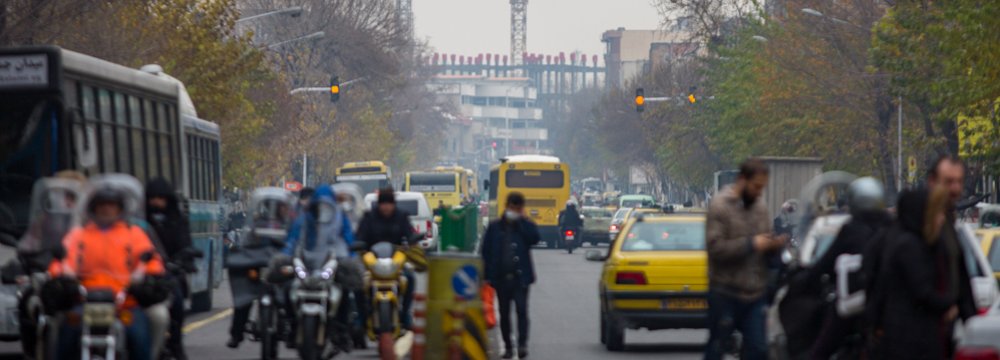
[510,0,527,66]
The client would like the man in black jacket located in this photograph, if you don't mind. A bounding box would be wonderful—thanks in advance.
[356,189,416,329]
[481,192,541,359]
[146,178,194,360]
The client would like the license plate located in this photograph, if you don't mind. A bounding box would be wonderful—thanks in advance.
[664,298,707,310]
[565,235,574,240]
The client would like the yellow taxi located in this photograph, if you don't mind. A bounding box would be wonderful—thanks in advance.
[974,227,1000,287]
[596,213,707,351]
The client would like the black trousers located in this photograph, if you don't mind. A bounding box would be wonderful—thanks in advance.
[167,278,186,350]
[496,280,530,348]
[230,302,253,340]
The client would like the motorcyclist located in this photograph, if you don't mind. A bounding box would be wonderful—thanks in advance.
[282,184,358,350]
[804,177,890,358]
[293,187,316,220]
[15,173,87,357]
[558,200,584,247]
[226,188,294,349]
[45,184,169,360]
[355,189,417,330]
[145,178,196,360]
[773,199,799,238]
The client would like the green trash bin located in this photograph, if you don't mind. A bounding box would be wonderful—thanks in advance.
[439,204,479,252]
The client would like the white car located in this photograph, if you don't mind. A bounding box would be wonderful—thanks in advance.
[364,191,439,251]
[767,216,999,358]
[958,299,1000,359]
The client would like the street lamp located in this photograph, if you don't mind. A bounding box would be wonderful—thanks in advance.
[801,8,824,17]
[800,8,864,29]
[236,6,303,24]
[266,31,325,49]
[752,35,769,43]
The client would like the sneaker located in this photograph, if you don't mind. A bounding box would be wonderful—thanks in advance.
[225,337,241,349]
[518,346,528,358]
[501,348,515,359]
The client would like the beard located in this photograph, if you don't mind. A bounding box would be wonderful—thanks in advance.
[741,189,757,209]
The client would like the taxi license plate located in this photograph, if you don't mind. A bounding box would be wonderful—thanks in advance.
[565,235,574,240]
[664,298,707,310]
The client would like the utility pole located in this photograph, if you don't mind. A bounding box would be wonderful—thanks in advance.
[510,0,528,66]
[897,96,903,190]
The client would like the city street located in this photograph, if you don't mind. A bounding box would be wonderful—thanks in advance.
[0,246,707,359]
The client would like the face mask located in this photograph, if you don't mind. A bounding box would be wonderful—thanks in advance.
[318,204,335,223]
[505,210,521,221]
[340,202,353,212]
[151,213,167,223]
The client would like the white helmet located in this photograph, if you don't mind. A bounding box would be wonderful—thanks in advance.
[847,177,885,214]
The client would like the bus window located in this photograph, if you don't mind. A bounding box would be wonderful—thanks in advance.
[144,100,160,178]
[409,173,457,192]
[489,169,499,200]
[128,96,146,181]
[157,103,173,184]
[114,93,131,174]
[505,170,564,188]
[97,89,115,172]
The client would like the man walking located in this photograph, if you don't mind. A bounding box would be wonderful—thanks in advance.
[704,159,785,360]
[482,192,541,359]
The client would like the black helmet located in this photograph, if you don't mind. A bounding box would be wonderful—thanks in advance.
[88,187,126,214]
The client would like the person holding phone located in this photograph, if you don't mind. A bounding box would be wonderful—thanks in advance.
[704,158,786,360]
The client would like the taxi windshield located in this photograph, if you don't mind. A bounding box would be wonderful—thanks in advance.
[620,221,705,252]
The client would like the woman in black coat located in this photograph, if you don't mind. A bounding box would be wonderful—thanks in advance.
[873,188,960,360]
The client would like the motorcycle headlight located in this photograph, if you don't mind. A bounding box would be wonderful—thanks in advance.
[295,266,308,280]
[371,258,399,278]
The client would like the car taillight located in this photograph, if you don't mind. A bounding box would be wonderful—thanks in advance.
[426,220,433,238]
[615,271,647,285]
[610,224,618,231]
[565,230,574,236]
[956,347,1000,360]
[978,307,990,316]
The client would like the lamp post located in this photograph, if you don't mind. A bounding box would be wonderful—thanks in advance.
[266,31,325,50]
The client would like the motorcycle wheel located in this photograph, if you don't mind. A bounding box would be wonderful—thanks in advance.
[298,315,321,360]
[259,302,277,360]
[377,333,396,360]
[567,242,574,254]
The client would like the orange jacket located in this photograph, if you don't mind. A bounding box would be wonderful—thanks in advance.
[49,221,165,298]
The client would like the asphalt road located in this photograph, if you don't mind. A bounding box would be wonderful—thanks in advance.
[0,245,709,359]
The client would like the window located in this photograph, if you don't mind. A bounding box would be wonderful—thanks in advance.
[114,93,130,174]
[471,97,487,106]
[144,100,159,178]
[81,85,96,120]
[620,222,705,251]
[989,237,1000,273]
[505,170,564,188]
[489,169,498,200]
[97,89,115,171]
[512,120,526,129]
[408,173,457,192]
[129,96,146,181]
[157,104,173,184]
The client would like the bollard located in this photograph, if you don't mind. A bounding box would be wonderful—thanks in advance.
[426,254,489,359]
[411,271,428,360]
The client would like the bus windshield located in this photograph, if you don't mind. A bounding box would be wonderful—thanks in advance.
[0,96,52,235]
[409,173,457,192]
[505,170,564,188]
[337,174,390,194]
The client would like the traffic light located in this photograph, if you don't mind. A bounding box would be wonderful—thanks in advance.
[635,88,645,112]
[330,76,340,103]
[491,141,497,149]
[687,86,697,104]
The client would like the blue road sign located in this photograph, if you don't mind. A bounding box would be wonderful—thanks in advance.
[452,264,479,300]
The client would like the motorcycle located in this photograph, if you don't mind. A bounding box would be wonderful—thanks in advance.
[563,228,578,254]
[289,251,344,360]
[362,241,409,360]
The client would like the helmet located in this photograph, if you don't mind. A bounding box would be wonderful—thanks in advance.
[847,177,885,214]
[87,186,127,214]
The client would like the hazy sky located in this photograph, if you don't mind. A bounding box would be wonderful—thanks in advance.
[413,0,661,61]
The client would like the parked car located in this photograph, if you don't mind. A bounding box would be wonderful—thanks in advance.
[590,213,708,351]
[581,206,613,246]
[364,191,439,251]
[609,208,662,243]
[975,227,1000,288]
[609,208,630,242]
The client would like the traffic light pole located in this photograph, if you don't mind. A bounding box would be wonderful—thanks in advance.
[289,76,368,94]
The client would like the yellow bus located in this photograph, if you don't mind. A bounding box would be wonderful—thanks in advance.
[434,165,478,200]
[405,171,463,209]
[334,161,392,194]
[487,155,571,248]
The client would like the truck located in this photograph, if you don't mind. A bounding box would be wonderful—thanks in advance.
[714,157,823,219]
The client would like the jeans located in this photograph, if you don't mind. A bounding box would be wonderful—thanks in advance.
[496,279,530,349]
[704,290,767,360]
[57,306,152,360]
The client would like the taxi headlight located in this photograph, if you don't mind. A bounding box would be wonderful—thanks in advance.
[371,258,399,278]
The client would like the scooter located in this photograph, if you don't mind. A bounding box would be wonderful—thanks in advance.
[362,242,409,360]
[290,252,344,360]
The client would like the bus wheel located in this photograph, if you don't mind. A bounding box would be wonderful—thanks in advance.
[190,290,213,312]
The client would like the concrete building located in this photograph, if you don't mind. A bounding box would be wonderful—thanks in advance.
[429,75,548,174]
[601,22,697,88]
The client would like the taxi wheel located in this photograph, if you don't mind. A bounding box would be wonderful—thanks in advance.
[604,314,624,351]
[599,311,607,344]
